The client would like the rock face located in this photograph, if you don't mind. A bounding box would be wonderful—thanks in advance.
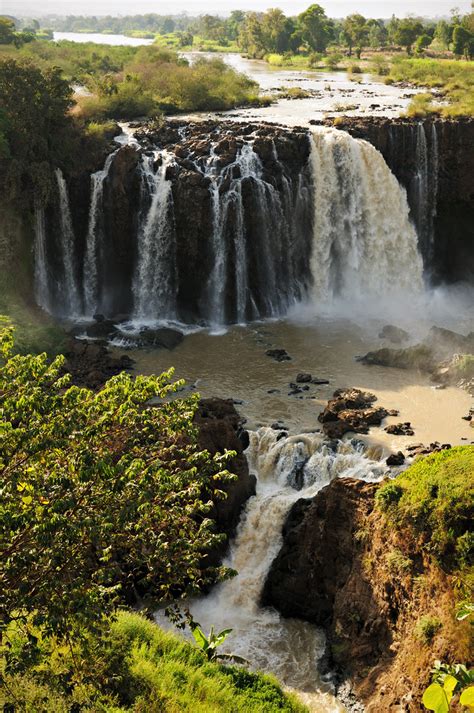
[322,117,474,284]
[262,476,470,712]
[194,398,256,563]
[63,338,134,389]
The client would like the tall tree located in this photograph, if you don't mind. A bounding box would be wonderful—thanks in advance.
[297,4,332,53]
[341,13,368,58]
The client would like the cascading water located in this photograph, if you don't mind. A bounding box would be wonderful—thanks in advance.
[133,152,177,322]
[413,122,439,264]
[309,127,424,306]
[37,125,432,326]
[33,204,51,313]
[157,427,385,711]
[83,150,118,317]
[55,168,82,317]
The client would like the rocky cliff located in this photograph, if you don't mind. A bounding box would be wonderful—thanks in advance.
[262,475,471,712]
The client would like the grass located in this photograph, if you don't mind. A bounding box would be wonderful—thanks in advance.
[2,611,307,712]
[376,447,474,570]
[388,57,474,117]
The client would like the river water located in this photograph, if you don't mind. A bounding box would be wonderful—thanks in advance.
[53,31,154,46]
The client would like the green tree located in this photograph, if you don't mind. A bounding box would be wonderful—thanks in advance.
[0,321,235,641]
[453,24,473,58]
[261,8,294,53]
[434,19,452,49]
[341,13,368,58]
[0,16,15,44]
[297,4,332,53]
[393,17,424,54]
[415,33,432,54]
[0,59,76,203]
[367,19,388,48]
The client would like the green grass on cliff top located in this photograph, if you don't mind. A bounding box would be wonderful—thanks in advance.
[3,610,307,712]
[376,446,474,570]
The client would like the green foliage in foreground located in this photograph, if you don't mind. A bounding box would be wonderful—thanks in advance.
[376,447,474,570]
[3,610,307,712]
[0,320,235,642]
[388,58,474,117]
[422,662,474,712]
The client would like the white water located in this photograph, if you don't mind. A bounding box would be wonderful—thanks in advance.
[83,150,118,316]
[162,428,386,711]
[310,127,424,308]
[133,152,176,321]
[55,169,82,316]
[33,205,51,313]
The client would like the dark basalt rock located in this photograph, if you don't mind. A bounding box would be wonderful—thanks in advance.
[378,324,410,344]
[63,338,134,389]
[385,422,415,436]
[137,327,184,350]
[194,398,256,564]
[318,388,388,438]
[266,348,292,362]
[386,451,405,466]
[358,345,435,371]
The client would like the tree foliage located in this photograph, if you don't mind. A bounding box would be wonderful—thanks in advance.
[0,321,235,642]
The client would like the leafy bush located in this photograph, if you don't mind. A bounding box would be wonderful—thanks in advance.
[386,548,412,573]
[0,320,235,641]
[376,447,474,569]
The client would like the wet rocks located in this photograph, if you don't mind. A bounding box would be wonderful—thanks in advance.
[406,441,451,456]
[318,388,388,438]
[266,348,292,362]
[63,338,134,390]
[385,422,415,436]
[386,451,405,466]
[358,344,435,371]
[136,327,184,349]
[296,372,330,385]
[378,324,410,344]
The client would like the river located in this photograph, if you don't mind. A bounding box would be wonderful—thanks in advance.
[53,31,154,46]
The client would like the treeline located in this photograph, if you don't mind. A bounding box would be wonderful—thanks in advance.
[31,5,474,58]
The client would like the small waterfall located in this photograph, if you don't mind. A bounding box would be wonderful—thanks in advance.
[55,168,81,317]
[83,150,117,317]
[161,427,384,711]
[310,127,424,305]
[133,152,176,322]
[33,204,51,313]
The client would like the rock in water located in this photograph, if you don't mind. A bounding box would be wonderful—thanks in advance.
[379,324,410,344]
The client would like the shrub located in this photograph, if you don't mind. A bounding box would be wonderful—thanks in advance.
[386,548,412,573]
[376,447,474,570]
[415,616,442,643]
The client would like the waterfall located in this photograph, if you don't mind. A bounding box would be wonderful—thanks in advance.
[83,150,117,317]
[158,428,384,711]
[309,128,424,305]
[55,168,81,317]
[133,152,177,322]
[204,140,312,328]
[33,205,52,313]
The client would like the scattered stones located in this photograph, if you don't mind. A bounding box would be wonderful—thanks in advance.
[384,422,415,436]
[406,442,451,457]
[386,452,405,466]
[266,348,292,362]
[379,324,410,344]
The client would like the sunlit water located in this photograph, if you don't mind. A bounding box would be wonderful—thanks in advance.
[53,31,154,46]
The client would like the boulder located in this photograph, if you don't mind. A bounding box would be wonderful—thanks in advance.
[386,451,405,466]
[318,388,388,438]
[384,422,415,436]
[266,348,292,362]
[358,345,435,371]
[378,324,410,344]
[137,328,184,349]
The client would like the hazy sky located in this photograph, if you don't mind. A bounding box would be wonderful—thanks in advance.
[2,0,472,18]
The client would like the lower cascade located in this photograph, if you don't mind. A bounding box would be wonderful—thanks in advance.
[157,428,385,711]
[35,124,426,326]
